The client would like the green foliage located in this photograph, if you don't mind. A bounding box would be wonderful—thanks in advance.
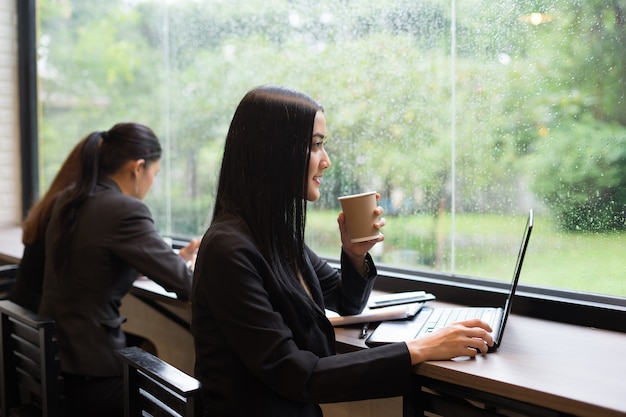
[531,115,626,231]
[37,0,626,221]
[36,0,626,296]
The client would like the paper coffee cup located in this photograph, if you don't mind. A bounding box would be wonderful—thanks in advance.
[338,191,381,243]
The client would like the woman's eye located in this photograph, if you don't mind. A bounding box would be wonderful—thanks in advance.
[311,134,327,150]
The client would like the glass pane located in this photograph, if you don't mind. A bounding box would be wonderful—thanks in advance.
[37,0,626,298]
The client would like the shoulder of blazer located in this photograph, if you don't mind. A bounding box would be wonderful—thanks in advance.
[93,178,151,215]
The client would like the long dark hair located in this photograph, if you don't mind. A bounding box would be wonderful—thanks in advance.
[51,122,162,276]
[22,137,87,245]
[214,85,323,307]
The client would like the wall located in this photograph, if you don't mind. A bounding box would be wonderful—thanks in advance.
[0,0,21,227]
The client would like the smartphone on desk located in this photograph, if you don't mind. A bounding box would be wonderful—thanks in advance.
[367,291,436,309]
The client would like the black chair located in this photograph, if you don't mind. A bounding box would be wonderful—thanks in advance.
[0,299,65,417]
[0,264,19,300]
[115,346,202,417]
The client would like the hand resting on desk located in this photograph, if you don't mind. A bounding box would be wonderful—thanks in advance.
[406,318,494,365]
[178,238,201,269]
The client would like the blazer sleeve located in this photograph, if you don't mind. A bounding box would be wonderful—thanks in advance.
[307,246,377,316]
[193,228,413,404]
[110,198,193,300]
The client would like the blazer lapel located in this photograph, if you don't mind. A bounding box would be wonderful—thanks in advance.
[301,252,325,310]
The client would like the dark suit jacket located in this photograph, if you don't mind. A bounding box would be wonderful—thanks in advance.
[10,241,45,312]
[39,178,192,377]
[191,213,412,417]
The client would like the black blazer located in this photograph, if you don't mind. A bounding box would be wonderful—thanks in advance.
[191,214,412,417]
[10,241,46,312]
[39,178,192,377]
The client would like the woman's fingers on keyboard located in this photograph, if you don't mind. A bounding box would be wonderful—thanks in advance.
[455,318,493,333]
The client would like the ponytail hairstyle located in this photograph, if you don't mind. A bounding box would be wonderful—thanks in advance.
[51,122,162,276]
[22,137,87,245]
[213,85,323,312]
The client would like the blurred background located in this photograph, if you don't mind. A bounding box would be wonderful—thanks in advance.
[36,0,625,297]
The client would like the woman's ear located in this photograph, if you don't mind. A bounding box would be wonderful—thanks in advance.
[129,159,146,177]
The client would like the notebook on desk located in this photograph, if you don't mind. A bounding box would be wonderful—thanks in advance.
[366,209,533,352]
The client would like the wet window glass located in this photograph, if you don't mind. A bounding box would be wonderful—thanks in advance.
[37,0,626,297]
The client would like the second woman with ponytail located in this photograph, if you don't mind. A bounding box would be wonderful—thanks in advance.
[39,122,199,417]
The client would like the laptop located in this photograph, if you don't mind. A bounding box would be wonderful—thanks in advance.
[365,209,533,352]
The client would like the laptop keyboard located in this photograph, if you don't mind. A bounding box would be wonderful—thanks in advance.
[416,307,498,337]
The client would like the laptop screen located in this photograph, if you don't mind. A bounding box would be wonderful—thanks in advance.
[495,209,533,346]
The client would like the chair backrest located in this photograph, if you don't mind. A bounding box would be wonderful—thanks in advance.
[0,264,19,300]
[115,346,202,417]
[0,299,64,417]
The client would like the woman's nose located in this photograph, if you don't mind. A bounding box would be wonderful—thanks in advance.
[322,150,331,169]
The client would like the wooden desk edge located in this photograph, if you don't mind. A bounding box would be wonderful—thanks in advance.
[416,361,625,417]
[334,321,626,417]
[0,225,23,265]
[0,253,20,265]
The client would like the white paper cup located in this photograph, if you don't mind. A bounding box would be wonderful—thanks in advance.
[338,191,381,243]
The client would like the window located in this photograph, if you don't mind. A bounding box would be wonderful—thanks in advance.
[35,0,625,304]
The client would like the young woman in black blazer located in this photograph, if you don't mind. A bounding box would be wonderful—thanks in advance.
[10,137,86,313]
[39,122,200,417]
[191,86,494,417]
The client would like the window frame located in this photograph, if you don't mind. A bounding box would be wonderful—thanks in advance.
[18,0,39,219]
[22,2,626,335]
[380,267,626,333]
[323,258,626,333]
